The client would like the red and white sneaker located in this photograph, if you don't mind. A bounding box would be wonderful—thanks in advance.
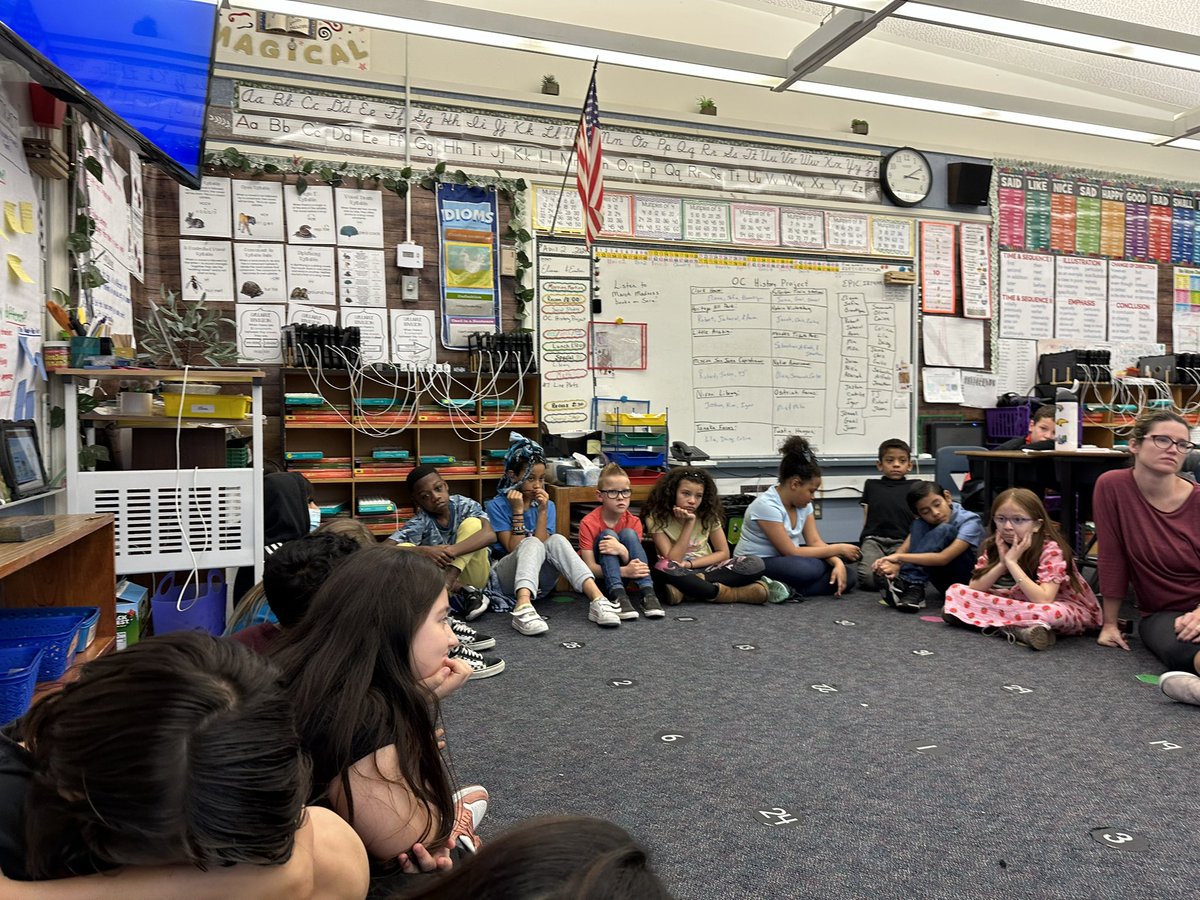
[450,784,488,852]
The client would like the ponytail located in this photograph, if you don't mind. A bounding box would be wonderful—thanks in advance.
[779,435,820,483]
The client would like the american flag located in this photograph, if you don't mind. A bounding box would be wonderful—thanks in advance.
[575,70,604,245]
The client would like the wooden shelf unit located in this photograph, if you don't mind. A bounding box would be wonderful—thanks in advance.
[281,368,540,532]
[0,514,117,699]
[1068,380,1193,449]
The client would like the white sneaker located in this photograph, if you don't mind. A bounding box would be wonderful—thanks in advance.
[588,597,621,627]
[510,604,548,636]
[1160,670,1200,706]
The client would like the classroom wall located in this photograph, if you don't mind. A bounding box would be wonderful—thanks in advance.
[213,19,1200,183]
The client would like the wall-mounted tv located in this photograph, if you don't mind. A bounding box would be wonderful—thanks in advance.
[0,0,220,189]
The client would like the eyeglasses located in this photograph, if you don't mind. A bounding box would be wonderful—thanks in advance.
[1147,434,1198,452]
[599,489,632,499]
[993,516,1034,527]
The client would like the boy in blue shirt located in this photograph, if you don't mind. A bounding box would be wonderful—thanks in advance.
[874,481,984,613]
[858,438,916,590]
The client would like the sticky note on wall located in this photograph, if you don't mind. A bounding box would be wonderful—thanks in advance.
[3,202,18,233]
[7,254,33,282]
[18,202,33,234]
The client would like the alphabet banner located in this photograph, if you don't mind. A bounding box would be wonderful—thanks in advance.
[436,183,500,349]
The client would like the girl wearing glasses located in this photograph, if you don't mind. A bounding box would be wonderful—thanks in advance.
[1093,411,1200,705]
[942,488,1099,649]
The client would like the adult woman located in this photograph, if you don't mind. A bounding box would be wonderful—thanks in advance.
[1093,411,1200,703]
[272,546,477,890]
[0,632,367,898]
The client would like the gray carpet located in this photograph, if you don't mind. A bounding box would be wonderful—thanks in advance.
[444,590,1198,899]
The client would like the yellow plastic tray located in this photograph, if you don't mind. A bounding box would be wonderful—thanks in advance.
[603,412,666,426]
[162,393,251,420]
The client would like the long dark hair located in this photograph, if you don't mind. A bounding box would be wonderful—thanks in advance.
[19,632,307,879]
[973,488,1085,594]
[778,435,820,483]
[398,816,674,900]
[272,545,454,852]
[642,468,721,534]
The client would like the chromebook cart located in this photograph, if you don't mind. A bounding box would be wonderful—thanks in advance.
[59,369,266,581]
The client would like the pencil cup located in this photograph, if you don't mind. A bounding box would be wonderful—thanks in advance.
[68,336,101,367]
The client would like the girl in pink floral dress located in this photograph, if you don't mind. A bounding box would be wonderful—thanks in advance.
[942,488,1101,650]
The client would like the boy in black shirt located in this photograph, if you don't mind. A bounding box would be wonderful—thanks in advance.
[858,439,916,589]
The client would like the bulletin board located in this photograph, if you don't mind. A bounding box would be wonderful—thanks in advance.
[538,240,915,459]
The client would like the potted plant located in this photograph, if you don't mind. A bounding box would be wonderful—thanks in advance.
[851,118,869,135]
[541,74,560,96]
[135,286,238,368]
[697,97,717,116]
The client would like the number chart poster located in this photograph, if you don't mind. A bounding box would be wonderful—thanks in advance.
[995,162,1200,266]
[436,183,500,349]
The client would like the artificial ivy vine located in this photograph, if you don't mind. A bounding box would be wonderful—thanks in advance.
[205,147,534,320]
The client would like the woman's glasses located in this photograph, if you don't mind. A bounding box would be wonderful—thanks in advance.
[1147,434,1198,452]
[993,516,1034,527]
[599,488,633,499]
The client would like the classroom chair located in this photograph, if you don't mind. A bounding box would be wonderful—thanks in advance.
[935,445,984,502]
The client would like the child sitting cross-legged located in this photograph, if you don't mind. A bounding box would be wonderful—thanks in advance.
[875,481,984,613]
[577,463,664,619]
[942,488,1101,650]
[643,467,769,605]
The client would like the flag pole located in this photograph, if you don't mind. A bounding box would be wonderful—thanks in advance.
[548,58,599,238]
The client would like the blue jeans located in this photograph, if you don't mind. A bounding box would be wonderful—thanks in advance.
[900,523,974,591]
[761,556,857,596]
[595,528,653,594]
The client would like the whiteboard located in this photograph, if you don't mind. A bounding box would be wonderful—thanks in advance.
[537,243,914,459]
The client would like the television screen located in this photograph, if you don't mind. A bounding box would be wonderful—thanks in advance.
[0,0,219,187]
[0,420,47,499]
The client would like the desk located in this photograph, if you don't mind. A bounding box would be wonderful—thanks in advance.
[548,483,655,538]
[958,450,1129,552]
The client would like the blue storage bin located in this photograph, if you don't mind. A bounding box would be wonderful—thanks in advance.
[0,646,44,725]
[0,611,85,681]
[0,606,100,653]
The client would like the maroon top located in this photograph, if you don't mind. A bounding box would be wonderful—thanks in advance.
[229,622,283,655]
[1093,469,1200,616]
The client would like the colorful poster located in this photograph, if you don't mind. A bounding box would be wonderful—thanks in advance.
[1049,178,1076,254]
[1074,181,1101,255]
[436,182,500,349]
[1124,188,1149,261]
[682,200,730,244]
[1174,267,1200,350]
[1053,256,1107,342]
[999,251,1054,339]
[1099,185,1126,258]
[959,223,992,319]
[1148,191,1172,263]
[1108,260,1158,344]
[1172,195,1196,265]
[997,172,1026,249]
[919,222,956,313]
[1023,175,1051,251]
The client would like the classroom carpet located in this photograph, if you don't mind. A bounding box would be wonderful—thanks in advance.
[444,589,1198,900]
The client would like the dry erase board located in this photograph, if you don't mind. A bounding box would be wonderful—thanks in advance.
[538,242,914,459]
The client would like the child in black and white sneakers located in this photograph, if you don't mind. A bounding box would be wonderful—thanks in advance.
[858,438,916,590]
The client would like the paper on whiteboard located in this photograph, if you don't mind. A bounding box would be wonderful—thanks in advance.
[922,367,964,404]
[961,371,998,409]
[922,317,984,368]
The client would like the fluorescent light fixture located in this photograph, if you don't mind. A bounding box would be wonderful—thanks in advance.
[825,0,1200,72]
[785,79,1166,143]
[237,0,777,86]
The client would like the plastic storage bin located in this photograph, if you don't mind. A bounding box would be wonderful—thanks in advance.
[162,392,251,420]
[0,611,85,680]
[984,404,1031,448]
[0,646,45,725]
[603,412,667,427]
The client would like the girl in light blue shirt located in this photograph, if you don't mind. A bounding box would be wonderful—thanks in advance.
[734,435,862,597]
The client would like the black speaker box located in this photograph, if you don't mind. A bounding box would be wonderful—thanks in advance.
[947,162,993,206]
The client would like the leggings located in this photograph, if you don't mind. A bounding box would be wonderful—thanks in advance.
[488,534,594,611]
[1139,611,1200,672]
[651,556,763,601]
[761,555,858,596]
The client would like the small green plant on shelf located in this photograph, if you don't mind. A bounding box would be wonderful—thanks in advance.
[851,118,869,135]
[541,74,559,95]
[697,97,717,115]
[135,286,237,367]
